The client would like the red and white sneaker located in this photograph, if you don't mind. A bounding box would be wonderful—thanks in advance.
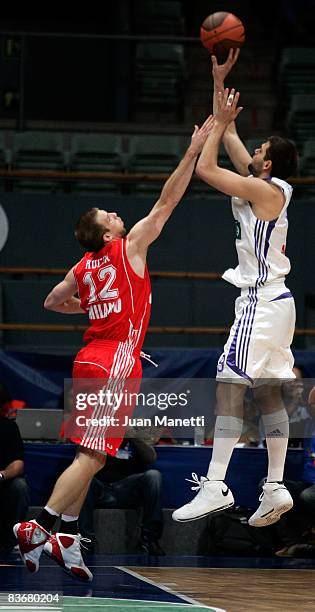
[44,533,93,582]
[13,520,50,573]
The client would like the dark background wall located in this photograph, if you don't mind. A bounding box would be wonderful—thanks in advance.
[0,1,313,124]
[0,192,313,350]
[0,3,314,351]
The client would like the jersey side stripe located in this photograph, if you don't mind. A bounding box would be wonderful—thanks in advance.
[236,287,254,371]
[242,289,258,372]
[121,239,135,314]
[81,325,140,450]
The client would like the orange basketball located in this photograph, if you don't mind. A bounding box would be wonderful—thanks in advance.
[200,12,245,55]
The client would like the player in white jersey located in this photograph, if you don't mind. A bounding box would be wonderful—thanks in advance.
[173,51,299,527]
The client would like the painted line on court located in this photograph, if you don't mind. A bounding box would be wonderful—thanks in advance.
[63,598,221,611]
[116,566,226,611]
[64,597,194,606]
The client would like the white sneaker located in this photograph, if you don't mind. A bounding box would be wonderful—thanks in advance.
[13,520,50,573]
[172,473,234,522]
[248,482,293,527]
[44,533,93,582]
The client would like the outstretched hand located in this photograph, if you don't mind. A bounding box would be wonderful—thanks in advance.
[212,48,240,85]
[189,114,215,154]
[215,88,243,126]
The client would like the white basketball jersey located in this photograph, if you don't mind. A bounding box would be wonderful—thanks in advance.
[222,177,293,289]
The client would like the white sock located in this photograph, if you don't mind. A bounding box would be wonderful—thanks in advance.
[44,505,59,517]
[61,514,79,522]
[262,408,289,482]
[207,415,243,481]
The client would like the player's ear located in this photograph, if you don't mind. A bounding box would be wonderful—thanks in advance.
[103,231,111,244]
[263,159,272,173]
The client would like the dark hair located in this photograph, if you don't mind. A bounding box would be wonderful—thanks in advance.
[265,136,298,179]
[75,208,108,252]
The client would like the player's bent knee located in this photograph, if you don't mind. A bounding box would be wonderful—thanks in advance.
[216,381,246,416]
[253,385,285,413]
[143,469,162,484]
[77,446,107,473]
[300,486,315,509]
[8,476,30,497]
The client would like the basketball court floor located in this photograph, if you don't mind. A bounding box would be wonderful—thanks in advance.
[1,552,314,612]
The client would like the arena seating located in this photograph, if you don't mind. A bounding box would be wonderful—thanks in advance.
[133,43,186,122]
[69,133,125,172]
[0,130,243,194]
[128,134,181,173]
[9,131,68,192]
[12,131,67,170]
[300,140,315,176]
[280,47,315,96]
[0,131,12,167]
[68,133,125,194]
[286,94,315,147]
[133,0,184,35]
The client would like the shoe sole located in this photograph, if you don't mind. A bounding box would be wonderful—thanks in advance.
[44,547,92,582]
[173,501,234,522]
[249,501,293,527]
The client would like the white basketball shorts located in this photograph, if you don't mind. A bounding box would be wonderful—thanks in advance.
[216,284,296,385]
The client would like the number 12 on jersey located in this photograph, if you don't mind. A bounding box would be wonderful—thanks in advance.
[83,265,119,304]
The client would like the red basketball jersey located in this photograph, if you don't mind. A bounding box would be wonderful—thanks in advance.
[74,238,151,351]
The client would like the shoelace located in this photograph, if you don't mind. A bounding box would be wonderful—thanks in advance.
[140,351,158,368]
[185,472,204,491]
[77,535,92,551]
[259,484,286,502]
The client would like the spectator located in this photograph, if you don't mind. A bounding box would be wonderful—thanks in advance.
[79,427,164,555]
[282,365,310,447]
[0,382,26,420]
[258,365,310,448]
[272,384,315,557]
[0,413,30,553]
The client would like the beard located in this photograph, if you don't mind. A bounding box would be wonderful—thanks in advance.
[248,162,259,177]
[248,160,264,178]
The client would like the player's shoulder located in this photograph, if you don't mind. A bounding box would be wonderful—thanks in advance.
[270,176,293,193]
[107,237,125,259]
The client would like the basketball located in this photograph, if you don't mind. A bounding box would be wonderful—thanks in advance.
[200,11,245,55]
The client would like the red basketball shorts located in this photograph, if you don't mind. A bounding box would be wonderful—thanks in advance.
[64,339,142,456]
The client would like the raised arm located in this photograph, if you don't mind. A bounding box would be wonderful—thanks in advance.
[212,49,252,176]
[126,116,214,276]
[196,89,279,219]
[44,267,85,314]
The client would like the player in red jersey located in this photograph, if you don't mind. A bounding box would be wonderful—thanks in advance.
[13,116,214,581]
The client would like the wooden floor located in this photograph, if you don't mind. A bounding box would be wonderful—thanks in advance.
[134,567,315,612]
